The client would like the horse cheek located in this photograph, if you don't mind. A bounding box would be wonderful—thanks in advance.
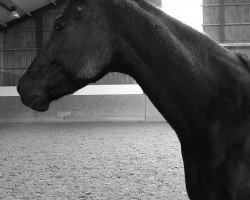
[77,44,112,81]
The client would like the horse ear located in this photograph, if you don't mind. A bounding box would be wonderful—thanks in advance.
[68,0,87,7]
[69,0,87,4]
[68,0,88,18]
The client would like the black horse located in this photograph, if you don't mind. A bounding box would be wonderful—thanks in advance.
[17,0,250,199]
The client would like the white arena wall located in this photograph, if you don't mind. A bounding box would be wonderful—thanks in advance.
[0,85,165,123]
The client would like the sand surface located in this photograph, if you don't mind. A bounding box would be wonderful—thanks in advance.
[0,122,188,200]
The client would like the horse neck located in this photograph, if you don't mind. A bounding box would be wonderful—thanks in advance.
[104,0,243,141]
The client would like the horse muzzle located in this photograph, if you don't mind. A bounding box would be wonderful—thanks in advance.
[17,82,50,112]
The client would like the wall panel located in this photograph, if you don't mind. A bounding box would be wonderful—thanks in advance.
[1,23,37,86]
[203,0,250,57]
[203,0,250,42]
[0,32,3,86]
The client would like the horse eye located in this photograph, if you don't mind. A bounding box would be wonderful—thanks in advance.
[54,23,64,32]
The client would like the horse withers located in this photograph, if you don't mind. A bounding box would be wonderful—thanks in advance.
[17,0,250,199]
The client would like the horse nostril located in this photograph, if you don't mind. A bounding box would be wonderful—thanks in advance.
[34,94,40,99]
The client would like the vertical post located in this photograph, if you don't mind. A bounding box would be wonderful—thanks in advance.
[219,0,225,43]
[155,0,162,7]
[35,13,43,52]
[148,0,162,7]
[0,31,3,86]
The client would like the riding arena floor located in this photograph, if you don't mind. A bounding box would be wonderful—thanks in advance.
[0,122,189,200]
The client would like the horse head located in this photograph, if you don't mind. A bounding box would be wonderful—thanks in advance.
[17,0,115,111]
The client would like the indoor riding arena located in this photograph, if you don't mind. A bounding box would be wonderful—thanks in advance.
[1,0,250,200]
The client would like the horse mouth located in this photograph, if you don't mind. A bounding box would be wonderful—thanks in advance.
[29,95,50,112]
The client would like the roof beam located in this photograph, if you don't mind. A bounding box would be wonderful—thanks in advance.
[49,0,56,5]
[0,4,9,27]
[0,2,10,11]
[9,0,31,16]
[0,20,7,27]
